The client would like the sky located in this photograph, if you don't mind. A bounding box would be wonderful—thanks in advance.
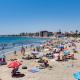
[0,0,80,35]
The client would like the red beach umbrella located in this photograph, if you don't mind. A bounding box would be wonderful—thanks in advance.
[8,61,22,68]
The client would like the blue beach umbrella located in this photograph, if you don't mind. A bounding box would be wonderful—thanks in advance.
[73,72,80,80]
[64,50,70,55]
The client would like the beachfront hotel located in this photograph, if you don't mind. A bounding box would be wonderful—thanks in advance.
[39,31,53,37]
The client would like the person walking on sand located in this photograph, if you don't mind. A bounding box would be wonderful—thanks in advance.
[21,46,25,56]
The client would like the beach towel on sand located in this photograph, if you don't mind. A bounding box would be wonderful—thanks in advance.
[64,50,70,55]
[73,72,80,80]
[28,67,40,73]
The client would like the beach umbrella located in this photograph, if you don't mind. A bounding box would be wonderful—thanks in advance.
[8,61,22,68]
[73,72,80,80]
[64,50,70,55]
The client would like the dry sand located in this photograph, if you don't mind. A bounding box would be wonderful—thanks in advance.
[0,39,80,80]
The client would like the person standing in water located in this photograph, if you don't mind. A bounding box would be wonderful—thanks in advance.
[14,51,17,56]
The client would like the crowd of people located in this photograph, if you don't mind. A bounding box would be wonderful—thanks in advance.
[1,37,80,79]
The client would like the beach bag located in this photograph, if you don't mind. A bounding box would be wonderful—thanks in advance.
[22,66,27,69]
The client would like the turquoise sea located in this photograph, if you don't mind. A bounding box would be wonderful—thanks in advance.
[0,37,49,54]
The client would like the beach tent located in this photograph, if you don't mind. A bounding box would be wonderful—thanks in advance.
[73,72,80,80]
[0,55,7,65]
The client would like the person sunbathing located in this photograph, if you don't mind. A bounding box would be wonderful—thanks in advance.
[40,59,49,68]
[22,55,33,60]
[43,60,49,67]
[38,57,44,63]
[66,53,74,59]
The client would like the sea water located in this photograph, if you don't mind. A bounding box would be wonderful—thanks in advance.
[0,36,49,54]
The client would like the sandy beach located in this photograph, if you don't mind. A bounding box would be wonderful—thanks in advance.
[0,37,80,80]
[0,0,80,79]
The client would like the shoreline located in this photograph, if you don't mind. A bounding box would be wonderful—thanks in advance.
[0,41,50,55]
[0,37,50,55]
